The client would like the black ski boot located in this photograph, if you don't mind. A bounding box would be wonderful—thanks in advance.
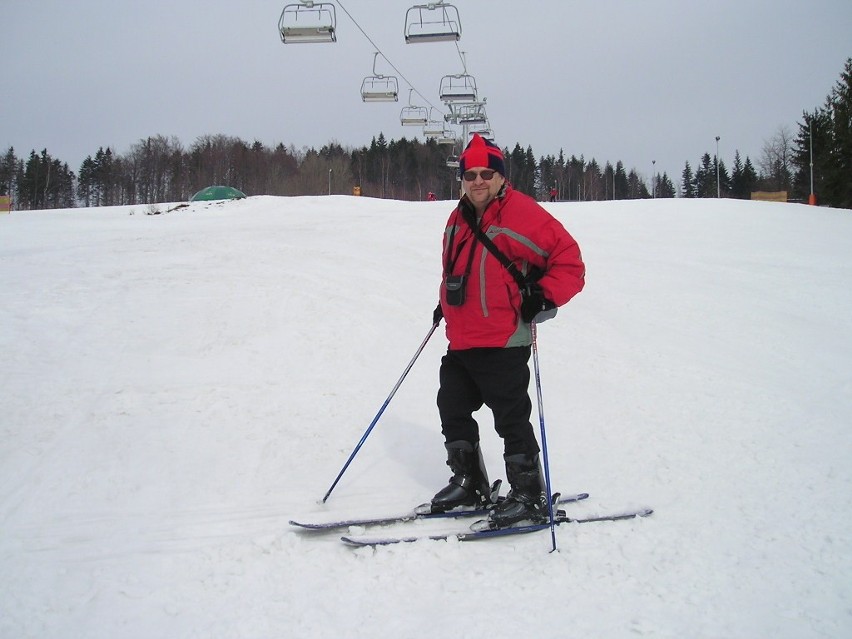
[488,453,548,528]
[430,440,492,513]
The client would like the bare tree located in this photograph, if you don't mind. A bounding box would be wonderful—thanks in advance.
[758,125,795,191]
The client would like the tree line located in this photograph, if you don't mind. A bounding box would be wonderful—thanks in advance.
[0,133,666,209]
[2,58,849,211]
[681,57,851,207]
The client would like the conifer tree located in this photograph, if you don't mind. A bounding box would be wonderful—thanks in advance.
[742,157,758,197]
[718,159,731,197]
[538,154,557,200]
[524,145,538,197]
[730,151,745,199]
[0,147,17,197]
[681,162,695,198]
[603,162,614,200]
[695,153,715,197]
[16,149,75,209]
[78,155,95,206]
[730,150,758,199]
[654,172,676,198]
[614,161,629,200]
[825,58,852,208]
[792,58,852,208]
[791,109,831,203]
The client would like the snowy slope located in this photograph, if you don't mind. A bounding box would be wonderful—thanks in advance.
[1,195,850,639]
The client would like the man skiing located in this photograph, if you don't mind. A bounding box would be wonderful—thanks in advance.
[431,133,585,527]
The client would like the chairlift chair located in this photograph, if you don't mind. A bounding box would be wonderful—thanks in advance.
[278,2,337,44]
[439,74,477,103]
[446,155,460,168]
[423,118,445,138]
[469,121,494,140]
[456,102,488,126]
[361,53,399,102]
[400,90,429,126]
[404,2,462,43]
[400,108,428,125]
[436,129,457,145]
[423,108,450,138]
[361,77,399,102]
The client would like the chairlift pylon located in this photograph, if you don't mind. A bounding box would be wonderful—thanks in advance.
[404,2,462,44]
[361,52,399,102]
[278,1,337,44]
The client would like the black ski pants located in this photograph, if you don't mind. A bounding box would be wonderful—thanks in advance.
[437,346,540,457]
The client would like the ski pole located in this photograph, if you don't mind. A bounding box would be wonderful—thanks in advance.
[322,322,440,503]
[531,320,558,552]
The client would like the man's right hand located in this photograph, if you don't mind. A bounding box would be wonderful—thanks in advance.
[433,303,444,325]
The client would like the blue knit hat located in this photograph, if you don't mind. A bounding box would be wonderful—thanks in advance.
[459,133,505,176]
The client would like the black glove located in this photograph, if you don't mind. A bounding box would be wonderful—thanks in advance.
[433,303,444,325]
[521,282,556,323]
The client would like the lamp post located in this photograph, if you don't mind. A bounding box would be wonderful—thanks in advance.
[328,169,332,196]
[809,119,816,205]
[715,136,721,198]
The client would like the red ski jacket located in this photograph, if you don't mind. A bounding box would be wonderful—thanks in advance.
[439,184,585,350]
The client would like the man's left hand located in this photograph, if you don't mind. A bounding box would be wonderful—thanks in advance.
[521,282,556,323]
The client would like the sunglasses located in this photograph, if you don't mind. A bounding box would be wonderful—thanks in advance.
[462,169,497,182]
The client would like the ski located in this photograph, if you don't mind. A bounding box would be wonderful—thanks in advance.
[289,491,589,532]
[339,507,653,547]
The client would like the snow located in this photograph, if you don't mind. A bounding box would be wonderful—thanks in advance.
[1,195,850,638]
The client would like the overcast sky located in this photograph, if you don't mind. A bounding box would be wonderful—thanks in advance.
[3,0,850,183]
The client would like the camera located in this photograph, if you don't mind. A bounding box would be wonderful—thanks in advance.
[444,274,467,306]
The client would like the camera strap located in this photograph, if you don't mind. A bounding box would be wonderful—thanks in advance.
[444,219,478,278]
[460,208,527,290]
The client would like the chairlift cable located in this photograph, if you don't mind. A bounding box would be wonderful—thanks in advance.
[454,42,467,73]
[335,0,446,117]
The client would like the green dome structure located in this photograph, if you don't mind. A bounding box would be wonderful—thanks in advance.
[190,185,247,202]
